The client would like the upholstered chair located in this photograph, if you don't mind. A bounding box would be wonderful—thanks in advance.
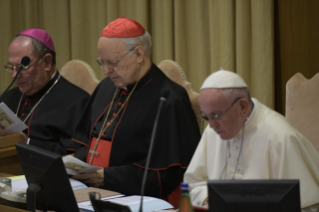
[60,60,100,95]
[158,60,204,133]
[286,72,319,153]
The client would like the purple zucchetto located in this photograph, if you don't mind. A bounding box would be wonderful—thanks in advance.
[18,28,55,53]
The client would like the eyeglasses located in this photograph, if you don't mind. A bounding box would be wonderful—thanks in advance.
[96,47,135,69]
[4,58,39,74]
[200,97,241,121]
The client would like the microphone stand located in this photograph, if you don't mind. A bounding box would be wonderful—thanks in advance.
[138,97,166,212]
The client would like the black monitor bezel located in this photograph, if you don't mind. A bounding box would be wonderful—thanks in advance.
[16,142,79,212]
[208,179,301,212]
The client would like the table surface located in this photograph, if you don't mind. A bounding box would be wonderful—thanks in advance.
[0,172,14,178]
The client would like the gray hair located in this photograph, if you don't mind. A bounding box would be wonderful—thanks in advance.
[13,35,56,66]
[222,87,252,104]
[121,31,152,57]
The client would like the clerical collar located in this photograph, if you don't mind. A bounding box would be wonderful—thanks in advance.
[125,63,153,92]
[51,69,57,79]
[245,98,257,124]
[234,98,256,138]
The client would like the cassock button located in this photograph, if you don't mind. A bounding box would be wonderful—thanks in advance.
[118,102,123,106]
[112,113,116,117]
[106,122,110,126]
[21,113,26,117]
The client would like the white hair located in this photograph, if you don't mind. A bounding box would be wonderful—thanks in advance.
[221,88,252,104]
[121,31,152,56]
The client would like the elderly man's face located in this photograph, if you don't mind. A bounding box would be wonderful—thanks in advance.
[97,37,141,88]
[8,37,49,96]
[199,88,247,140]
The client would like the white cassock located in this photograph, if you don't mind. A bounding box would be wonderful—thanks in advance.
[184,98,319,211]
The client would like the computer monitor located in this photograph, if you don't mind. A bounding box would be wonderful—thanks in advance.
[15,142,79,212]
[208,179,301,212]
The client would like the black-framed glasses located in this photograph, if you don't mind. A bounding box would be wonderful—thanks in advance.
[4,58,40,74]
[96,47,136,69]
[200,97,241,121]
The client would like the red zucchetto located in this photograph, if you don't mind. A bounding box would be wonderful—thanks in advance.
[100,17,145,38]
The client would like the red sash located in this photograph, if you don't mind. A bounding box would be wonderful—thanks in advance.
[86,137,112,167]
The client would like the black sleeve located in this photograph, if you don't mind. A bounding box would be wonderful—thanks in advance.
[74,145,88,161]
[103,164,184,198]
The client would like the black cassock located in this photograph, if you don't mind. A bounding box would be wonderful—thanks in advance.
[0,72,90,155]
[73,64,201,198]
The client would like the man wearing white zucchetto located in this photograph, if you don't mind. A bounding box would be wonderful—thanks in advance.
[184,70,319,212]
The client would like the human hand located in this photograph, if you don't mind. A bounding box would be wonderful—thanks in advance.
[202,197,209,207]
[72,169,104,188]
[0,129,10,137]
[0,129,28,143]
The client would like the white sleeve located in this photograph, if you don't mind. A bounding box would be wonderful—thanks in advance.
[188,183,208,206]
[184,128,209,205]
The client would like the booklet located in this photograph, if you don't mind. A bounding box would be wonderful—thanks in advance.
[0,102,27,132]
[63,155,102,175]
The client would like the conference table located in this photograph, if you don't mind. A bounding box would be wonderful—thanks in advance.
[0,172,29,212]
[0,204,29,212]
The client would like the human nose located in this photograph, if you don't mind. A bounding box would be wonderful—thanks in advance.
[11,67,22,78]
[209,119,219,129]
[103,65,114,75]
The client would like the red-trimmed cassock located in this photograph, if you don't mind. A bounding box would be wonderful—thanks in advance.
[73,64,201,199]
[0,72,90,155]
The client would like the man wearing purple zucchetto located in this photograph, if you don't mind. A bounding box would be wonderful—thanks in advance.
[0,28,89,155]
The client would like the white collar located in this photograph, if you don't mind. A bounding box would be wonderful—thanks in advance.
[245,98,257,124]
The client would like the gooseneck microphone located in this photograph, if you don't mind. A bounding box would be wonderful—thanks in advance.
[138,93,167,212]
[0,56,30,100]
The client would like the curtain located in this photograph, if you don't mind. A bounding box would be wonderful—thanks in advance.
[0,0,274,108]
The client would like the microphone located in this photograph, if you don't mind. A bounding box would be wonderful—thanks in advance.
[0,56,30,100]
[138,93,167,212]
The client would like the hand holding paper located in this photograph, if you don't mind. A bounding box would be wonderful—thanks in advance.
[72,169,104,188]
[63,155,102,175]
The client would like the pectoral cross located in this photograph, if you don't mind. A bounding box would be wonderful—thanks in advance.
[89,141,99,165]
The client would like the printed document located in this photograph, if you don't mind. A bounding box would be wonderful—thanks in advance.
[0,102,27,132]
[63,155,102,175]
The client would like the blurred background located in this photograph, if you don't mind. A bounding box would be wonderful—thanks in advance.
[0,0,318,114]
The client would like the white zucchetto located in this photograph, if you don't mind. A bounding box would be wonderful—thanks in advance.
[201,70,247,90]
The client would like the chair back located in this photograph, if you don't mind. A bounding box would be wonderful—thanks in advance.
[60,60,99,95]
[286,72,319,153]
[158,60,204,133]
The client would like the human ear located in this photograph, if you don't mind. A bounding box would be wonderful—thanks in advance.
[43,54,53,72]
[239,99,249,116]
[134,46,145,63]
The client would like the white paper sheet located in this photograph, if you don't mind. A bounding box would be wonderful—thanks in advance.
[0,102,27,132]
[63,155,102,175]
